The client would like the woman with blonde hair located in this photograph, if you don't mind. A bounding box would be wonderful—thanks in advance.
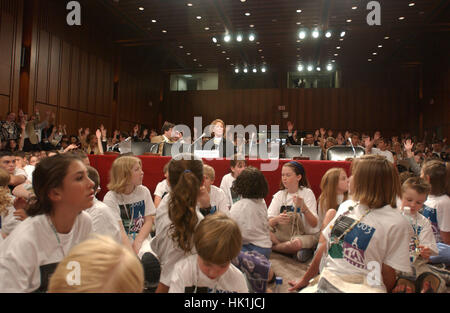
[48,235,144,293]
[103,156,156,256]
[203,119,234,158]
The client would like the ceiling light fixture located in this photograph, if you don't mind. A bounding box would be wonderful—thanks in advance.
[249,34,255,41]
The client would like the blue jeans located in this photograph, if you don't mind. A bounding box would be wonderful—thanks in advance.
[242,244,271,260]
[429,243,450,266]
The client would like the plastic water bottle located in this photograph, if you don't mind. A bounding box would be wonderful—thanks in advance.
[274,277,283,293]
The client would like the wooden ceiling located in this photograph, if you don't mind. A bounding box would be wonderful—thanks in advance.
[98,0,450,72]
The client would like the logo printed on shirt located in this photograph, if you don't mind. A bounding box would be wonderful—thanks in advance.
[422,205,440,243]
[119,200,146,233]
[342,222,376,269]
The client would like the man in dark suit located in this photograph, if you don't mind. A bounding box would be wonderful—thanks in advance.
[151,121,176,155]
[286,121,318,146]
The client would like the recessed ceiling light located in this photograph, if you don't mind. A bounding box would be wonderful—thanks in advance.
[179,46,183,48]
[299,31,306,39]
[243,68,248,73]
[316,67,321,72]
[331,60,335,63]
[340,31,346,37]
[296,40,301,43]
[296,22,301,25]
[298,65,304,72]
[240,0,246,2]
[261,67,266,73]
[253,68,257,73]
[212,37,217,43]
[187,3,193,7]
[368,59,372,62]
[378,44,383,48]
[224,34,231,42]
[162,30,167,33]
[346,19,352,23]
[409,3,415,7]
[339,38,344,41]
[186,52,191,55]
[193,59,197,61]
[352,6,357,10]
[151,19,157,23]
[236,34,243,42]
[296,9,302,13]
[245,12,250,16]
[334,53,338,56]
[325,31,332,38]
[196,16,202,20]
[204,27,210,30]
[256,41,260,44]
[307,65,313,72]
[248,34,255,41]
[336,46,341,49]
[261,56,264,59]
[216,44,221,46]
[250,24,254,28]
[226,57,230,60]
[312,29,319,38]
[384,36,390,39]
[373,52,377,55]
[399,16,405,20]
[235,68,239,74]
[199,64,202,67]
[139,7,144,11]
[222,51,226,54]
[258,49,262,52]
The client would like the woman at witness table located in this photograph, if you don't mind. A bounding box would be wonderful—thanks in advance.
[0,154,94,292]
[203,119,234,158]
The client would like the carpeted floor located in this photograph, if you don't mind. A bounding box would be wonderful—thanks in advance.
[268,252,450,293]
[268,252,312,293]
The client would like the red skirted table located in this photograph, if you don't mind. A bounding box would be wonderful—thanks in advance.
[88,155,351,204]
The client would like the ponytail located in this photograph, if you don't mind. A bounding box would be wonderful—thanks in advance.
[168,154,204,253]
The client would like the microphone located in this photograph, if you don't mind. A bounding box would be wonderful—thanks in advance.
[348,137,356,158]
[300,137,304,156]
[190,133,206,152]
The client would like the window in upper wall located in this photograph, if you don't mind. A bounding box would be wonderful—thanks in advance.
[288,70,339,88]
[170,72,218,91]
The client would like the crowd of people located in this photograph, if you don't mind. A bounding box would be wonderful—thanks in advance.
[0,112,449,293]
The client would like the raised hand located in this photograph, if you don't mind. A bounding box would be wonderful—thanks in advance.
[365,136,373,148]
[96,129,102,139]
[287,121,294,133]
[85,128,90,136]
[320,128,326,137]
[404,139,414,152]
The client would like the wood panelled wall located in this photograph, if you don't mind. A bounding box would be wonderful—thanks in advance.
[422,36,450,140]
[0,0,23,119]
[162,87,419,137]
[26,0,114,135]
[0,0,161,136]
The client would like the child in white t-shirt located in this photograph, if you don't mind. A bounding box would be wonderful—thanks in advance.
[420,160,450,266]
[169,213,248,293]
[154,162,171,208]
[0,154,94,292]
[150,153,205,293]
[268,161,319,261]
[318,155,412,293]
[392,177,446,293]
[230,166,272,259]
[220,155,247,208]
[198,165,229,217]
[103,156,156,255]
[288,167,349,291]
[85,166,121,244]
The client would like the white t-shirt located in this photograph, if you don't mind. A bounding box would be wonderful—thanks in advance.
[0,212,93,292]
[169,254,248,293]
[321,200,412,292]
[151,194,204,286]
[24,165,35,183]
[103,185,156,235]
[370,148,394,164]
[220,173,238,208]
[268,188,319,234]
[0,204,21,237]
[422,194,450,244]
[14,168,27,179]
[399,210,438,264]
[230,198,271,248]
[85,198,122,243]
[154,179,170,199]
[208,185,230,216]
